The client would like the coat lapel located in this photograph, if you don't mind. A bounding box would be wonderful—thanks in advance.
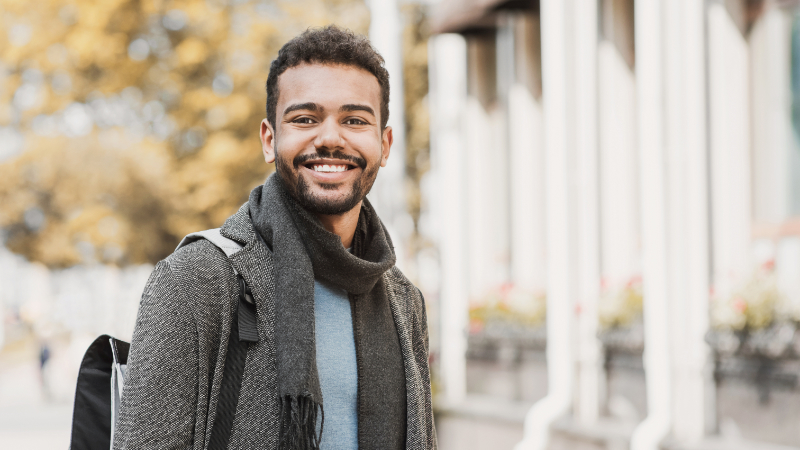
[385,272,429,449]
[219,203,277,345]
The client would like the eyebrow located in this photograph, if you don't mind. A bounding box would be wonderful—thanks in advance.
[283,102,321,116]
[339,104,375,117]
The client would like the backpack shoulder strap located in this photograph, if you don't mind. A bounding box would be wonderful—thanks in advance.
[70,335,115,450]
[175,228,256,450]
[175,228,244,258]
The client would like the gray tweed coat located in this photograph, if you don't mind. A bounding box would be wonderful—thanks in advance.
[113,204,436,449]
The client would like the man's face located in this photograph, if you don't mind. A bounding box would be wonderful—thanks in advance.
[260,63,392,216]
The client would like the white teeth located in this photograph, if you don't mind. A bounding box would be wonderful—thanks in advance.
[312,164,347,173]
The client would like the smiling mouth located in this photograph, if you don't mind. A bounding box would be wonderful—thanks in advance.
[294,150,367,173]
[307,163,353,173]
[299,157,360,174]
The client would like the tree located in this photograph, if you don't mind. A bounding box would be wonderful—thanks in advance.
[0,0,369,267]
[400,2,431,259]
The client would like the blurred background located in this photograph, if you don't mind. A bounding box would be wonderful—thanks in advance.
[1,0,799,449]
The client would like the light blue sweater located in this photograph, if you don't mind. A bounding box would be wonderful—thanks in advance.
[314,279,358,449]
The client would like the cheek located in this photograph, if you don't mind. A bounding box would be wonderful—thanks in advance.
[347,133,384,163]
[275,131,313,159]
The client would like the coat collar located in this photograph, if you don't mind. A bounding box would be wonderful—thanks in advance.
[219,202,256,246]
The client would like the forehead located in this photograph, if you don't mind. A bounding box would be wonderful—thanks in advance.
[276,63,381,111]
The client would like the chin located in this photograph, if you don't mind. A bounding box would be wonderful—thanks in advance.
[276,158,378,216]
[295,178,364,216]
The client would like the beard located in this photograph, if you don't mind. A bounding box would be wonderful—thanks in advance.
[275,147,380,216]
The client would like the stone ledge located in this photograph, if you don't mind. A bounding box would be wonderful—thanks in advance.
[550,415,636,449]
[664,437,800,450]
[433,394,534,424]
[435,402,800,450]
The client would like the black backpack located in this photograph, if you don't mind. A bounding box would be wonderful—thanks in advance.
[69,229,258,450]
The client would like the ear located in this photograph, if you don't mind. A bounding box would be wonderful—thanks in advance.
[380,126,393,168]
[260,119,276,164]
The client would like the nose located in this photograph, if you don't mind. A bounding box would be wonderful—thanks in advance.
[313,117,345,152]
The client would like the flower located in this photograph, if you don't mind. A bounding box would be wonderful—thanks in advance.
[468,284,546,331]
[710,270,787,331]
[599,275,643,329]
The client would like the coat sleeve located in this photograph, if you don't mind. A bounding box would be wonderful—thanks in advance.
[414,288,438,450]
[113,260,199,450]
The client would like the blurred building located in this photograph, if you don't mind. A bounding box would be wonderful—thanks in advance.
[426,0,800,449]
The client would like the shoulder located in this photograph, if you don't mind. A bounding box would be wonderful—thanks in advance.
[161,239,233,283]
[151,238,246,315]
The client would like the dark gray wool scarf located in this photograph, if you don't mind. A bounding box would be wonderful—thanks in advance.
[248,173,407,450]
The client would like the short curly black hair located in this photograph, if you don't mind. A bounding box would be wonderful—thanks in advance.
[266,25,390,131]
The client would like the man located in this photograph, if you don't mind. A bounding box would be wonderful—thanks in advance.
[113,26,436,450]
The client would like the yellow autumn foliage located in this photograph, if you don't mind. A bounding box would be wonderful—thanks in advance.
[0,0,431,269]
[0,0,371,267]
[175,38,209,67]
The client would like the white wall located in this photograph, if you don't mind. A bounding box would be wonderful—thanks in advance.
[0,245,151,346]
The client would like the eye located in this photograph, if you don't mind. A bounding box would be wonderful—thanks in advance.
[292,117,316,124]
[344,117,368,125]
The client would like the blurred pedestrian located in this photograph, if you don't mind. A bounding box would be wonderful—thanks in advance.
[38,340,51,401]
[112,25,436,450]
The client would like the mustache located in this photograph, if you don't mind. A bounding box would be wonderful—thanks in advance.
[293,149,367,170]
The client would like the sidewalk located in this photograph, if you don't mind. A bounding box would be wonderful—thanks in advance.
[435,395,531,450]
[437,413,524,450]
[0,403,72,450]
[0,341,531,450]
[0,341,75,450]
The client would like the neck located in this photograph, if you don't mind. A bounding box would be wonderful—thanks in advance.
[314,201,362,249]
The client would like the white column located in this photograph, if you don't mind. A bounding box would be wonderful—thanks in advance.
[464,96,495,298]
[574,0,602,426]
[508,87,546,291]
[509,14,547,294]
[516,0,575,447]
[632,0,713,447]
[631,0,672,449]
[429,33,469,405]
[671,0,712,441]
[598,37,638,287]
[663,0,686,441]
[367,0,412,272]
[464,35,502,298]
[750,9,792,225]
[509,14,547,293]
[492,21,513,290]
[707,2,753,297]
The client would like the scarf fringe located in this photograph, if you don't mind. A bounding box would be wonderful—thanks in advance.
[278,394,324,450]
